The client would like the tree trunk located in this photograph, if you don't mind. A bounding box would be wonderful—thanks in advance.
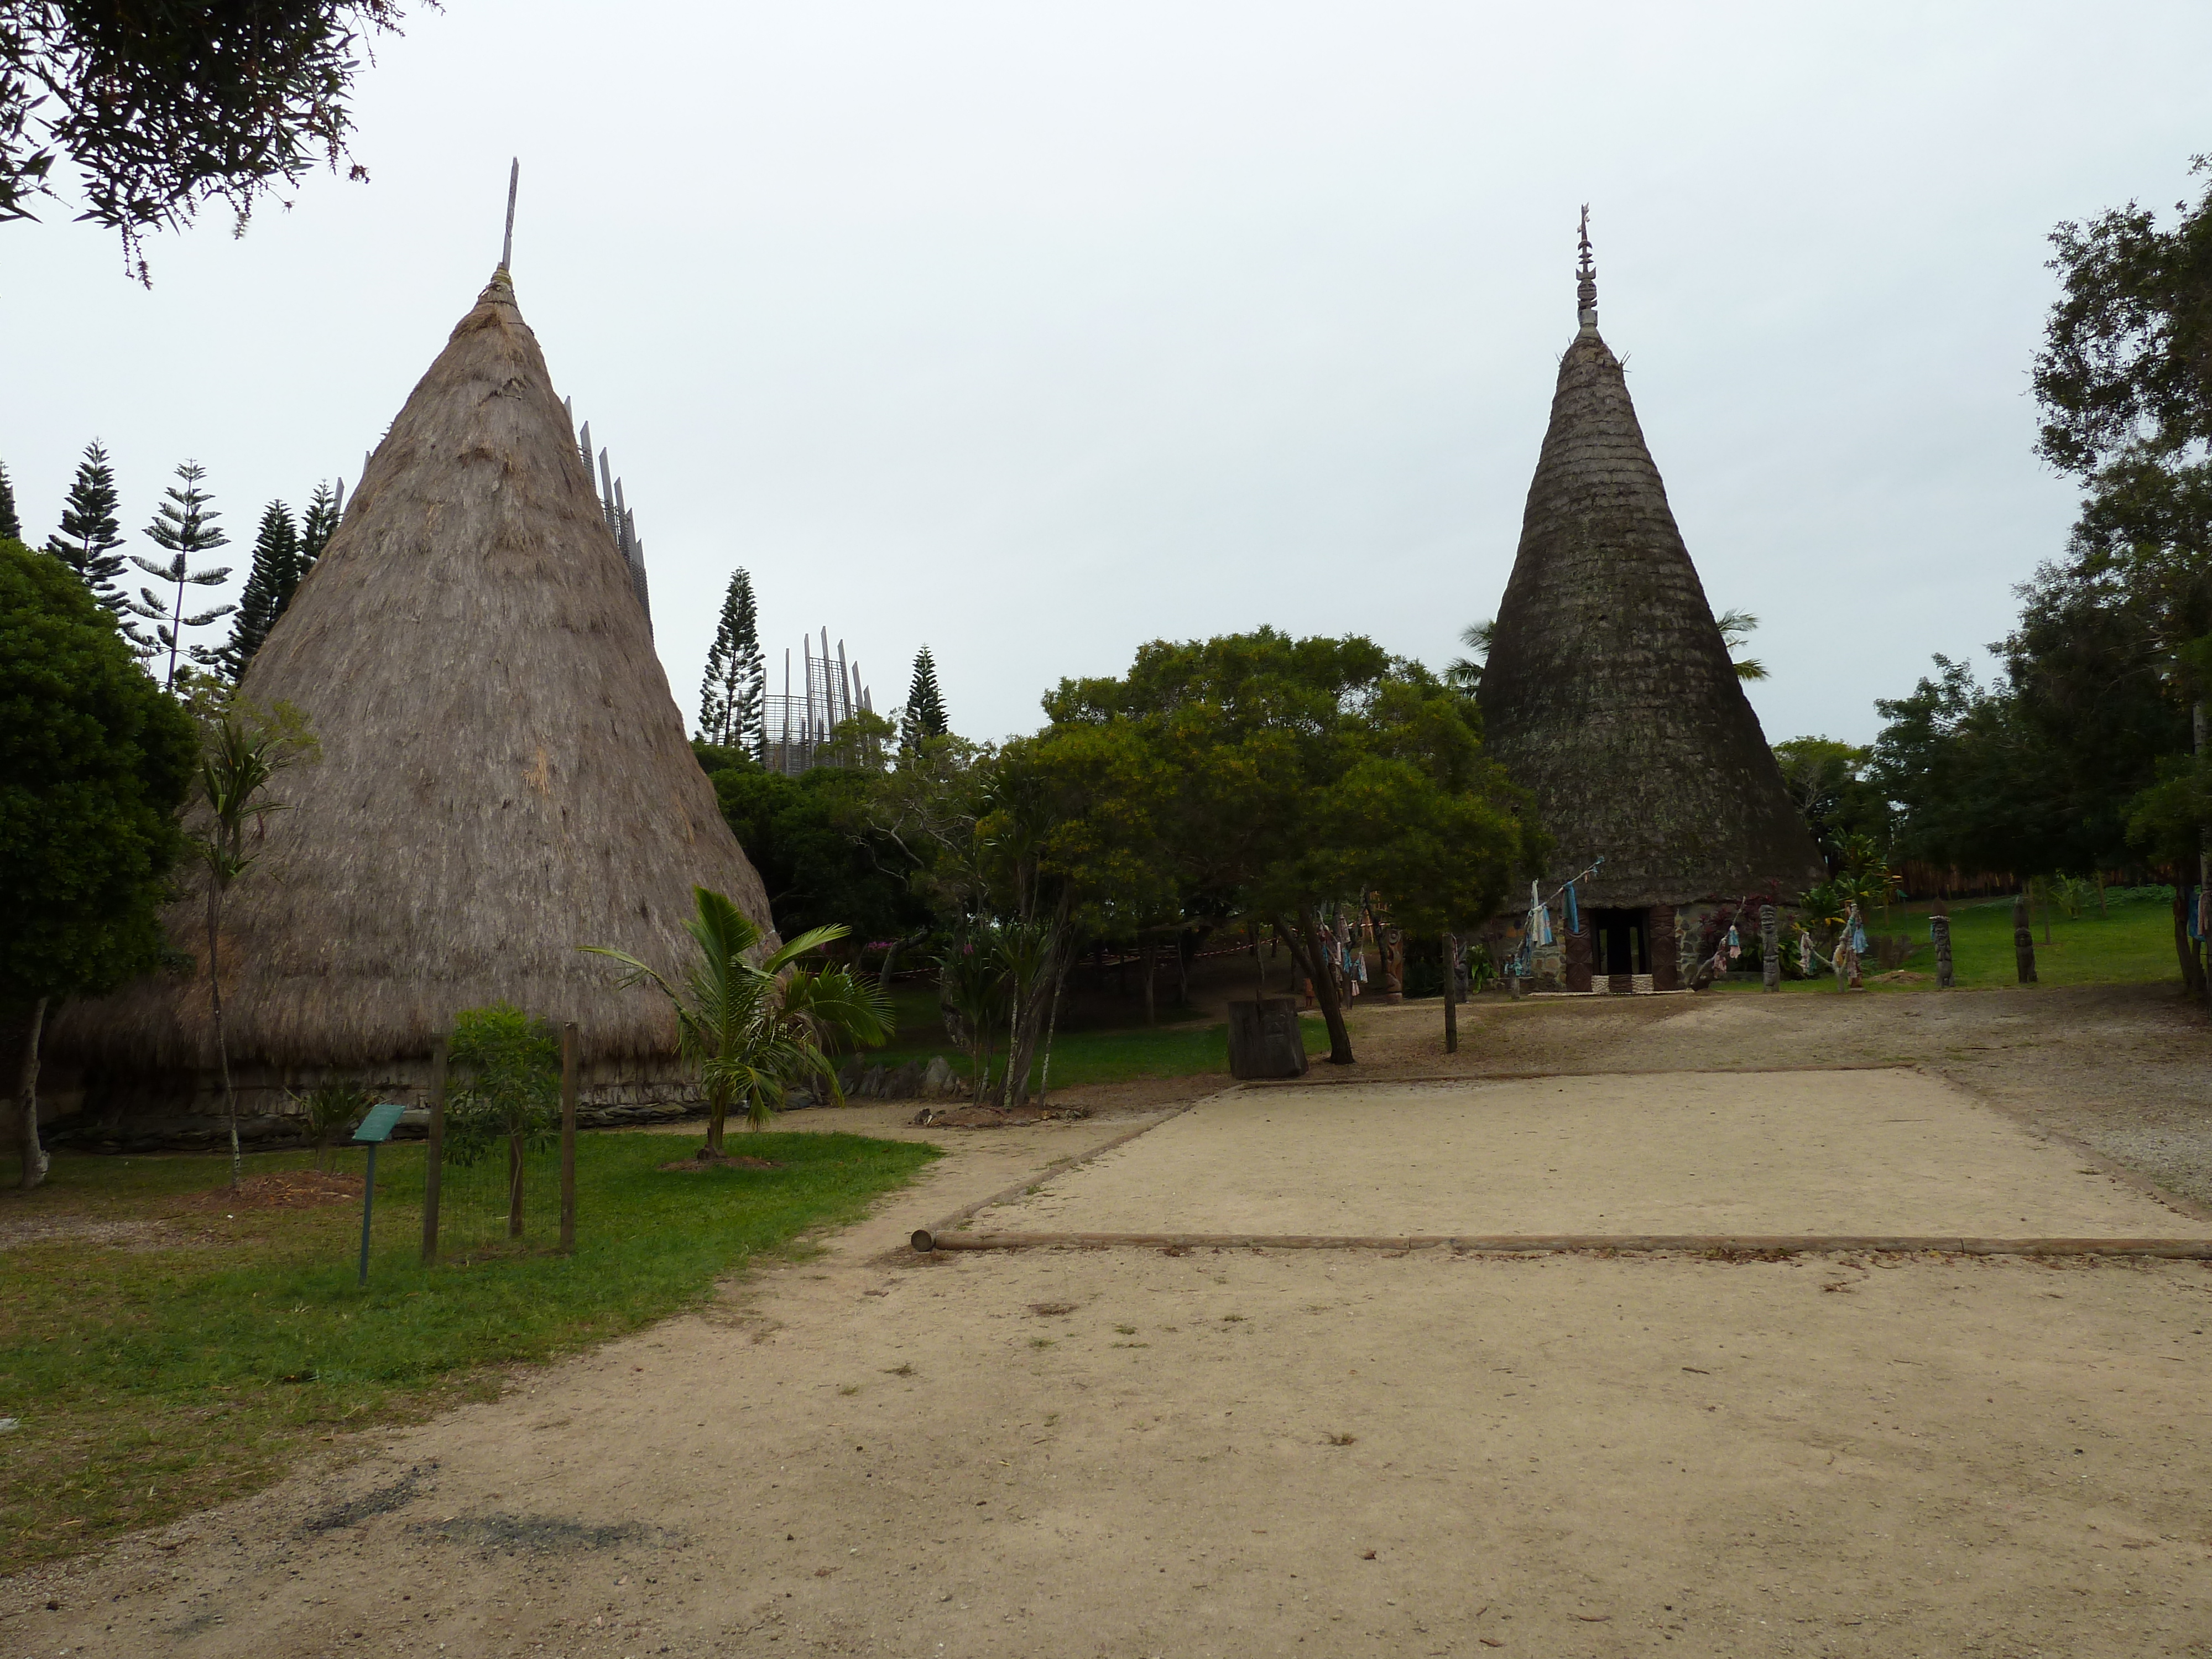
[1035,952,1070,1109]
[1760,904,1780,992]
[1442,933,1459,1055]
[1280,911,1353,1065]
[2199,701,2210,1000]
[507,1131,524,1237]
[706,1082,728,1155]
[17,998,49,1192]
[2013,889,2038,984]
[2174,886,2207,999]
[1176,933,1190,1009]
[2040,877,2053,945]
[1932,906,1954,989]
[208,884,242,1191]
[1141,940,1156,1026]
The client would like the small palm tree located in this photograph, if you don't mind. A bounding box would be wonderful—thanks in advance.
[1715,608,1768,682]
[584,888,893,1153]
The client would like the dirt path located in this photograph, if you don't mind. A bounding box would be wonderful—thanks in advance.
[10,992,2212,1658]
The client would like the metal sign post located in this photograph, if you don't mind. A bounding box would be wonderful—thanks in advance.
[352,1103,408,1286]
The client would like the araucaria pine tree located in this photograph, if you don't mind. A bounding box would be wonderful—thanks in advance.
[900,645,948,752]
[127,462,234,690]
[296,481,341,588]
[210,502,298,682]
[698,568,766,753]
[0,458,19,540]
[43,441,129,617]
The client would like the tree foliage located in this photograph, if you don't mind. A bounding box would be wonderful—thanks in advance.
[209,500,298,682]
[0,536,196,1011]
[900,645,949,752]
[0,457,18,539]
[697,568,765,753]
[127,460,232,687]
[1,1,415,280]
[585,888,891,1149]
[41,439,127,615]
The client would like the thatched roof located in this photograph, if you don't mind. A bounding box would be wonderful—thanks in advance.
[54,270,775,1073]
[1478,238,1824,910]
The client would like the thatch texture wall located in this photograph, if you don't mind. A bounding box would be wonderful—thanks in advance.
[1479,323,1824,909]
[51,273,774,1093]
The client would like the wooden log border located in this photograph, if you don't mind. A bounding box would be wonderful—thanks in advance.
[910,1229,2212,1259]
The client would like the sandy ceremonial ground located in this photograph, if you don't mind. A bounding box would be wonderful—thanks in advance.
[985,1071,2206,1240]
[10,985,2212,1658]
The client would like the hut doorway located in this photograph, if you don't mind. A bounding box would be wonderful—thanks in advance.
[1590,908,1649,983]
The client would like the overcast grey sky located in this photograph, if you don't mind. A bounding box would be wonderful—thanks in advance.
[7,2,2208,747]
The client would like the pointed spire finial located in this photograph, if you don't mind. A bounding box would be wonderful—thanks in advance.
[499,158,519,274]
[1576,204,1598,332]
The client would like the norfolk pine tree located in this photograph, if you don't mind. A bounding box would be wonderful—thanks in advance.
[128,461,233,688]
[210,502,299,682]
[698,570,766,752]
[43,441,129,618]
[0,460,18,539]
[295,482,341,592]
[901,646,949,753]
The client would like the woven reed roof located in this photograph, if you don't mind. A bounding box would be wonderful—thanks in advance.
[55,271,775,1072]
[1478,257,1824,910]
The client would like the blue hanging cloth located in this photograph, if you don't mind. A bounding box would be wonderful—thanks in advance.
[1564,880,1579,934]
[1850,918,1868,954]
[2189,887,2203,944]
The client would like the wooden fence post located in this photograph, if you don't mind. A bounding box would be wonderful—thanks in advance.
[1442,932,1459,1055]
[420,1037,446,1265]
[1932,904,1954,989]
[559,1021,578,1256]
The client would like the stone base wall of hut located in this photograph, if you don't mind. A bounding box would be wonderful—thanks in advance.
[30,1055,718,1154]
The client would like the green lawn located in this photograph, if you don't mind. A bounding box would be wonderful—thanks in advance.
[0,1130,935,1570]
[1718,885,2184,992]
[855,983,1331,1092]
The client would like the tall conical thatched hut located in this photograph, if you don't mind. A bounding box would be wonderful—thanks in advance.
[1479,221,1823,992]
[50,269,775,1120]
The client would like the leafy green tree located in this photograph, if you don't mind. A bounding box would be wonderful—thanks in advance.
[127,461,233,688]
[1,539,196,1189]
[184,690,317,1188]
[0,458,18,539]
[2035,162,2212,952]
[1772,737,1891,873]
[42,440,128,617]
[1044,630,1535,1065]
[445,1003,559,1237]
[1,2,415,280]
[703,753,930,950]
[1444,619,1493,694]
[900,646,949,752]
[698,569,765,753]
[585,888,891,1152]
[208,502,298,683]
[295,481,340,585]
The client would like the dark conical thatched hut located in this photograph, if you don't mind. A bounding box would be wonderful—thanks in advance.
[51,269,775,1119]
[1479,221,1823,992]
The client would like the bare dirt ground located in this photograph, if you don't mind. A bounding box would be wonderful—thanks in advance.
[9,985,2212,1659]
[990,1071,2207,1239]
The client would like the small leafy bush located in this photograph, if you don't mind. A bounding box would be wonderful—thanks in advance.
[444,1001,559,1170]
[294,1080,372,1169]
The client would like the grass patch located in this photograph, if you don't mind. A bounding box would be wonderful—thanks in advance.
[1716,885,2183,993]
[0,1130,935,1571]
[852,1013,1331,1092]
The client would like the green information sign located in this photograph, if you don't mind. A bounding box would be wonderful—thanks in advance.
[350,1103,408,1285]
[352,1102,407,1144]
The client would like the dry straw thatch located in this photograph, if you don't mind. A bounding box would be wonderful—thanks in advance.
[53,271,775,1092]
[1479,263,1824,909]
